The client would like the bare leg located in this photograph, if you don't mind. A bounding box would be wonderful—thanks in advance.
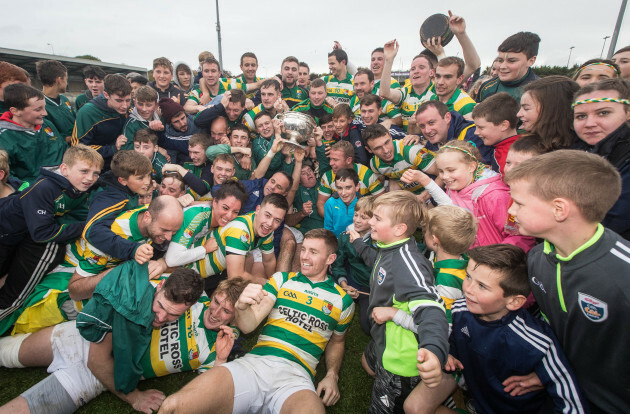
[18,325,55,367]
[158,366,234,414]
[291,243,302,272]
[361,352,375,378]
[403,374,458,414]
[275,228,296,273]
[280,390,325,414]
[0,396,30,414]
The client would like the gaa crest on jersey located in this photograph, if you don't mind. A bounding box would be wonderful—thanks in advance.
[183,229,194,239]
[377,267,387,285]
[322,300,333,315]
[65,101,72,109]
[188,346,199,361]
[44,127,54,136]
[578,292,608,322]
[87,254,101,265]
[240,233,249,243]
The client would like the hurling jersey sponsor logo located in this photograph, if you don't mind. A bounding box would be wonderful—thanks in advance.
[377,267,387,285]
[578,292,608,322]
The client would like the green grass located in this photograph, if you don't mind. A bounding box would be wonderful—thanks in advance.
[0,309,373,413]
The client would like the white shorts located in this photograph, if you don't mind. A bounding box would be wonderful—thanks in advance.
[48,321,105,407]
[225,354,315,414]
[285,226,304,244]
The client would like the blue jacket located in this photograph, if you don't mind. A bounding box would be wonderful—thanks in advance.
[424,111,493,164]
[324,195,356,237]
[162,114,201,161]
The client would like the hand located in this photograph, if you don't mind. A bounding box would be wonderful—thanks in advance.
[372,307,397,324]
[402,134,421,146]
[157,146,170,162]
[219,135,231,145]
[502,372,544,397]
[325,97,337,108]
[448,10,467,35]
[302,201,313,216]
[416,348,442,388]
[272,118,284,134]
[312,126,323,145]
[204,237,218,253]
[115,135,127,151]
[274,98,289,113]
[196,105,206,113]
[347,229,361,242]
[380,118,393,131]
[214,325,236,364]
[149,120,165,131]
[177,194,194,207]
[340,281,358,299]
[271,137,286,153]
[148,259,167,279]
[236,147,252,157]
[240,155,252,170]
[127,388,165,414]
[306,137,316,148]
[422,36,445,58]
[332,41,343,50]
[235,283,268,310]
[401,169,430,187]
[245,98,255,110]
[293,147,306,162]
[162,163,185,176]
[316,373,340,406]
[444,354,464,372]
[383,39,399,61]
[171,94,181,104]
[135,243,154,264]
[416,190,431,204]
[220,90,232,107]
[324,144,332,157]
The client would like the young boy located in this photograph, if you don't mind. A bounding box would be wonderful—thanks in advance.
[161,132,213,199]
[0,83,67,184]
[477,32,541,102]
[121,85,163,150]
[133,129,167,183]
[324,167,360,237]
[507,150,630,413]
[404,244,588,414]
[205,124,254,180]
[36,60,76,140]
[349,191,448,413]
[0,61,30,115]
[0,144,103,321]
[472,92,521,175]
[72,74,132,169]
[149,57,184,105]
[75,66,106,112]
[332,103,369,165]
[331,195,375,335]
[503,133,546,175]
[251,111,284,178]
[285,160,324,236]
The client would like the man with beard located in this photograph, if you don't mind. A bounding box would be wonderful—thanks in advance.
[243,79,289,134]
[280,56,308,108]
[158,98,202,164]
[194,90,246,132]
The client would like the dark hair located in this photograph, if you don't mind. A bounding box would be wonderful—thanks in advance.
[310,78,326,89]
[332,103,353,119]
[153,57,173,72]
[335,167,360,185]
[3,84,44,110]
[362,124,390,144]
[573,59,620,80]
[328,49,348,66]
[273,171,294,189]
[282,56,299,67]
[202,57,221,71]
[104,74,132,96]
[471,92,519,128]
[523,76,580,151]
[260,78,281,92]
[230,123,250,138]
[110,150,152,179]
[240,52,258,66]
[254,110,273,123]
[371,47,384,55]
[214,180,248,206]
[414,53,436,69]
[304,228,338,254]
[574,77,630,101]
[228,89,246,106]
[260,192,290,212]
[130,75,148,85]
[437,56,465,78]
[299,61,310,71]
[468,244,530,297]
[134,128,158,145]
[162,267,204,305]
[416,100,449,117]
[614,45,630,55]
[498,32,541,59]
[82,65,106,80]
[509,133,547,155]
[161,171,185,191]
[360,93,382,108]
[355,68,374,83]
[319,112,333,125]
[36,60,67,86]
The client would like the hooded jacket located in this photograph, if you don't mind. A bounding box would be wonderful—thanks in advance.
[148,81,185,106]
[0,112,67,184]
[71,94,127,162]
[120,106,161,150]
[0,166,89,247]
[172,61,195,95]
[448,169,535,251]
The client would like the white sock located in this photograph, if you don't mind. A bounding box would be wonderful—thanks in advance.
[0,333,31,368]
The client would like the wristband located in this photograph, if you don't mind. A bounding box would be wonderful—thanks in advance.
[266,150,277,159]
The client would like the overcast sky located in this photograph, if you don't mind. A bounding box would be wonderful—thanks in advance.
[2,0,629,77]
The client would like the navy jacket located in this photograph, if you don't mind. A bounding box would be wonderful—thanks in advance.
[424,111,493,164]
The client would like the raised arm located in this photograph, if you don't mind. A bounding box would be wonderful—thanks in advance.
[252,123,286,179]
[234,282,276,333]
[379,40,403,105]
[448,11,480,81]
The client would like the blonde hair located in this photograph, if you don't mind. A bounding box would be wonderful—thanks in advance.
[373,191,427,236]
[0,150,9,184]
[435,140,481,164]
[427,206,477,255]
[134,85,158,103]
[355,195,376,217]
[506,150,621,223]
[63,144,104,170]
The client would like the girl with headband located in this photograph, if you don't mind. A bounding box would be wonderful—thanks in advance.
[573,59,620,88]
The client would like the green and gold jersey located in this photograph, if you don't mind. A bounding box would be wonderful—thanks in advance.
[186,78,247,105]
[44,94,76,138]
[221,212,274,256]
[373,78,401,95]
[431,88,476,117]
[75,207,149,277]
[140,300,238,378]
[349,92,401,120]
[322,73,354,105]
[292,99,334,125]
[318,163,384,197]
[369,139,434,194]
[433,257,467,324]
[398,81,436,131]
[250,272,355,378]
[281,85,308,108]
[238,74,261,100]
[242,103,269,133]
[172,205,214,249]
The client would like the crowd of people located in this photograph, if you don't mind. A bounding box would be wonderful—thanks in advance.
[0,10,629,414]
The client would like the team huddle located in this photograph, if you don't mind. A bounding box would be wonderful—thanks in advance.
[0,9,629,414]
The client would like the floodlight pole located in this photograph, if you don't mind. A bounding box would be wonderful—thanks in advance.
[606,0,627,59]
[215,0,223,69]
[567,46,575,67]
[601,36,610,58]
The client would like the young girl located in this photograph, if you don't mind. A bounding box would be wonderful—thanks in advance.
[402,140,535,251]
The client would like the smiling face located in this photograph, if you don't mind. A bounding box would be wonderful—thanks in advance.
[320,121,336,141]
[281,60,299,88]
[335,177,359,205]
[353,73,374,99]
[212,195,242,228]
[328,149,352,174]
[159,176,185,198]
[254,114,274,138]
[254,202,286,237]
[85,76,105,97]
[225,101,244,122]
[203,292,235,330]
[360,102,380,126]
[575,64,617,87]
[229,129,250,148]
[516,91,540,132]
[353,210,371,233]
[333,116,351,136]
[263,173,290,197]
[188,144,207,166]
[496,52,535,83]
[473,116,509,146]
[463,260,511,322]
[328,55,343,78]
[309,85,326,107]
[146,208,183,245]
[368,205,397,243]
[134,100,157,120]
[12,97,46,129]
[240,57,258,83]
[300,237,335,279]
[434,64,462,99]
[120,173,152,195]
[371,51,385,78]
[211,159,235,185]
[573,90,630,145]
[298,65,310,88]
[409,56,433,89]
[416,107,451,145]
[202,62,221,88]
[61,160,100,192]
[367,134,394,162]
[153,66,173,90]
[436,151,476,191]
[152,288,190,327]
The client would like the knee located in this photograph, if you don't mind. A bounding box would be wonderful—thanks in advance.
[281,229,296,249]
